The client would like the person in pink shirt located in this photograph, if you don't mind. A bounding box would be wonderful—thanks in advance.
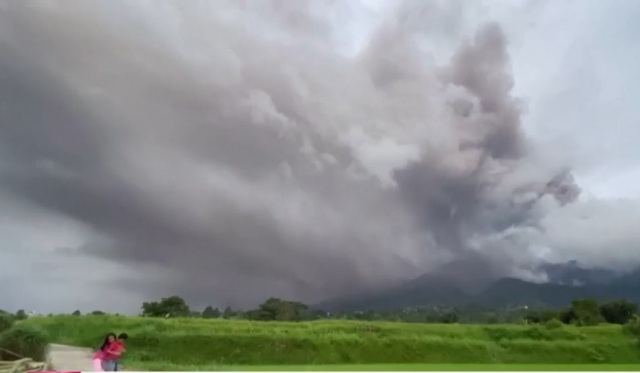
[92,333,116,371]
[101,333,128,371]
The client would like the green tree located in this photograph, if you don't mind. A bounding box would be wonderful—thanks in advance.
[222,306,235,319]
[202,306,221,319]
[71,310,81,316]
[524,309,560,324]
[233,310,248,319]
[0,312,15,333]
[562,299,604,326]
[250,298,309,321]
[599,300,638,324]
[15,310,27,320]
[141,296,191,317]
[90,310,105,315]
[438,311,459,324]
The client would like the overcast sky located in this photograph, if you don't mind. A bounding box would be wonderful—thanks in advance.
[1,0,639,314]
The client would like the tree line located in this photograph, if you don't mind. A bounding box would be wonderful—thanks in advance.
[7,296,639,327]
[134,295,640,326]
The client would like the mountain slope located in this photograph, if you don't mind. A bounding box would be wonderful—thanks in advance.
[315,275,469,311]
[540,260,618,285]
[315,263,640,312]
[475,274,640,308]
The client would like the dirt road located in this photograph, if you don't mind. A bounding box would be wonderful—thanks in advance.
[48,343,95,371]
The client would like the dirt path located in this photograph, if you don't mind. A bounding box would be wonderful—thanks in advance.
[48,343,95,371]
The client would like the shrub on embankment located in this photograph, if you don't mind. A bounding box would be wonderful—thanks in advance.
[0,312,15,334]
[0,323,51,361]
[22,316,640,366]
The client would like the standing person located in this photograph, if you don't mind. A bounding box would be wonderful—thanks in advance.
[92,333,116,371]
[102,333,128,371]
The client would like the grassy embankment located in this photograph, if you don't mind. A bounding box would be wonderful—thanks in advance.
[23,316,640,371]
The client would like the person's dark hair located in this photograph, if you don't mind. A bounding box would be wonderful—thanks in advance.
[99,333,117,351]
[117,333,128,340]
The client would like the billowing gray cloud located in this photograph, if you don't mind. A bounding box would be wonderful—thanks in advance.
[0,0,639,313]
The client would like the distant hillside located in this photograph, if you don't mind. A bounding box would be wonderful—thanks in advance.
[478,278,595,308]
[316,275,469,311]
[315,262,640,311]
[316,258,497,311]
[476,272,640,308]
[540,260,618,285]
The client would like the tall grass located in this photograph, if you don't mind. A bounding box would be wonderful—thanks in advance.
[23,316,640,369]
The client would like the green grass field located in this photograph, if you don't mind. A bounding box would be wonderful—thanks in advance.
[133,363,640,371]
[22,316,640,371]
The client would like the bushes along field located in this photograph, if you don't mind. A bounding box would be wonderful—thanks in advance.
[0,310,51,362]
[22,315,640,368]
[0,323,50,361]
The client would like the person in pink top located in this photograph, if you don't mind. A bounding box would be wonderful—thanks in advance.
[101,333,127,371]
[92,333,116,371]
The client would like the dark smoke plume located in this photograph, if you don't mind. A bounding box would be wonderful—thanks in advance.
[1,0,624,311]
